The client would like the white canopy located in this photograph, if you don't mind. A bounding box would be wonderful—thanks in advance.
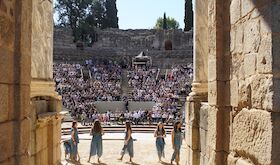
[135,51,149,59]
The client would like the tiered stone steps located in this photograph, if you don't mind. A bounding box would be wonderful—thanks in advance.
[61,124,185,136]
[121,69,129,97]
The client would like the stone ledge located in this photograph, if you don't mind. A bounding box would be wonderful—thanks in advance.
[30,80,61,100]
[37,112,63,125]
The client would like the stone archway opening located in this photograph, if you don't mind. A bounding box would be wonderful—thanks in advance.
[164,39,173,50]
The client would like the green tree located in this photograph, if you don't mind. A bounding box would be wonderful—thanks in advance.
[154,14,180,30]
[184,0,193,31]
[91,0,106,29]
[55,0,95,43]
[163,13,167,30]
[104,0,119,28]
[55,0,119,43]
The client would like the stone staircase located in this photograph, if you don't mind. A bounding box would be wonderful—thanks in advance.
[121,70,129,97]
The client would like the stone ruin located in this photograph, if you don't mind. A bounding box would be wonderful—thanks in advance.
[53,28,193,68]
[0,0,280,165]
[186,0,280,164]
[0,0,61,164]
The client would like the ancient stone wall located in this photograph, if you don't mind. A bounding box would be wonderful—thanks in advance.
[0,0,61,165]
[0,0,32,164]
[93,28,192,50]
[228,1,280,164]
[31,0,53,79]
[53,28,193,68]
[30,0,62,165]
[186,0,280,165]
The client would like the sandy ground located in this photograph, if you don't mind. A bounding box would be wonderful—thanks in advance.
[61,133,187,165]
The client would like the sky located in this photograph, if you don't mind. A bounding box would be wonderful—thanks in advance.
[117,0,185,29]
[54,0,186,30]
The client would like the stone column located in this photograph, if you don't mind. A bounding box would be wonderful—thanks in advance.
[0,0,32,164]
[186,1,209,165]
[29,0,62,164]
[206,0,231,164]
[189,0,209,101]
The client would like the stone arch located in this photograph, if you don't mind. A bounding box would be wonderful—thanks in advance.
[164,39,173,50]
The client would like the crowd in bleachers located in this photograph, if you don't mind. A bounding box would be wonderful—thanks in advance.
[79,109,184,126]
[54,60,192,123]
[54,61,122,116]
[128,65,192,102]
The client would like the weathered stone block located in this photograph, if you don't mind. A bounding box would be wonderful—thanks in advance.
[0,121,14,162]
[185,101,201,127]
[35,149,48,165]
[250,74,274,111]
[227,153,238,165]
[187,149,200,165]
[231,108,273,164]
[35,126,48,152]
[31,0,53,80]
[189,126,200,150]
[29,155,36,165]
[207,150,227,165]
[230,79,238,107]
[230,0,241,24]
[0,157,15,165]
[200,128,207,154]
[231,53,245,80]
[244,54,256,77]
[0,84,9,122]
[186,146,192,165]
[208,81,230,106]
[208,57,217,82]
[236,158,254,165]
[33,100,48,115]
[7,85,30,120]
[200,152,207,165]
[237,79,251,109]
[19,118,31,155]
[206,106,223,151]
[199,103,208,130]
[30,131,36,155]
[209,55,231,82]
[257,35,272,74]
[20,85,31,119]
[186,124,191,147]
[0,14,15,50]
[0,47,14,84]
[234,23,244,54]
[243,19,261,54]
[208,82,218,106]
[19,154,29,165]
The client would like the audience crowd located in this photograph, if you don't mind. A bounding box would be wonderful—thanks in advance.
[54,61,122,116]
[79,108,184,126]
[54,60,193,124]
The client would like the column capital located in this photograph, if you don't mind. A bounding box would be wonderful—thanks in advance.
[188,82,208,101]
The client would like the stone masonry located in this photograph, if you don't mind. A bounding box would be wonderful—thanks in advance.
[53,28,193,68]
[186,0,280,165]
[0,0,62,165]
